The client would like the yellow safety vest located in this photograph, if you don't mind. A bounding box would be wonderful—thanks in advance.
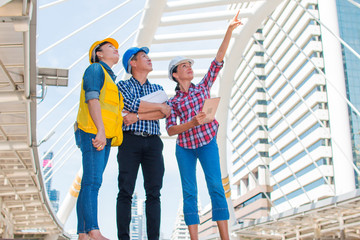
[76,65,123,146]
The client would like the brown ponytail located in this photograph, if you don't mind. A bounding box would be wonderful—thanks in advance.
[172,66,180,91]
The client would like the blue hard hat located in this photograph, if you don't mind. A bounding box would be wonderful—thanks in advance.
[122,47,149,73]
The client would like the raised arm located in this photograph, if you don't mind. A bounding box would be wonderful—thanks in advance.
[215,10,242,63]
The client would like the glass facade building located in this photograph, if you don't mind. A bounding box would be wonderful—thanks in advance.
[336,0,360,187]
[43,152,60,212]
[231,0,334,214]
[230,0,359,217]
[130,193,147,240]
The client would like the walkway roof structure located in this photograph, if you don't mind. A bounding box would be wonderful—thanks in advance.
[0,0,67,238]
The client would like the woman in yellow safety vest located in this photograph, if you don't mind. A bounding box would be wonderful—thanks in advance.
[75,38,123,240]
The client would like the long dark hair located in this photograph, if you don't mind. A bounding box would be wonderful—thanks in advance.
[93,41,110,63]
[171,66,180,91]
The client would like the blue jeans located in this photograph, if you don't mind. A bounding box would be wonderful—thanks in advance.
[76,129,112,233]
[175,137,229,225]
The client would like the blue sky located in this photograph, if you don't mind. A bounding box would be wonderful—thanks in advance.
[36,0,215,238]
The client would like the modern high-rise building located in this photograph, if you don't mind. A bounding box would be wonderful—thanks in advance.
[130,193,167,239]
[140,199,146,240]
[130,193,146,240]
[170,200,190,240]
[336,0,360,187]
[43,152,54,194]
[42,152,60,212]
[130,193,141,240]
[228,0,358,222]
[198,203,223,238]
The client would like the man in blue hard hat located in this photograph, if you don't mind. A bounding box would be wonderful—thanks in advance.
[116,47,170,240]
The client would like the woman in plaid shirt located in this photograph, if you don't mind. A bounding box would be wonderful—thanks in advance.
[166,11,242,240]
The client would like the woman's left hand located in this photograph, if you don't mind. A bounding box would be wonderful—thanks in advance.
[92,130,106,151]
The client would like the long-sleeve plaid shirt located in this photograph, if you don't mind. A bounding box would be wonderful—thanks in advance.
[166,59,223,149]
[117,77,164,135]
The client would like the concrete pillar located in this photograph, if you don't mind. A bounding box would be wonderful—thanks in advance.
[339,216,345,240]
[57,168,82,224]
[318,0,356,195]
[240,178,248,196]
[1,197,14,239]
[258,165,268,185]
[314,223,321,240]
[134,0,167,47]
[122,0,167,80]
[45,234,59,240]
[296,228,300,240]
[248,173,257,190]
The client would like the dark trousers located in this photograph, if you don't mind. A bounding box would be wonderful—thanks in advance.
[116,132,164,240]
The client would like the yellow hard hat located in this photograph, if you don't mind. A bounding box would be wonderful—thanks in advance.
[89,38,119,64]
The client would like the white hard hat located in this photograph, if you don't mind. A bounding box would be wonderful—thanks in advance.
[168,56,194,80]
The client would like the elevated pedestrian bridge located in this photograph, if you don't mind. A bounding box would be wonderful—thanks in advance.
[0,0,68,238]
[1,0,360,239]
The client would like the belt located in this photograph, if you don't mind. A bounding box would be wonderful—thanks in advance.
[124,131,155,137]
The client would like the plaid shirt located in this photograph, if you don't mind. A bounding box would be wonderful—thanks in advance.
[166,59,223,149]
[117,77,164,135]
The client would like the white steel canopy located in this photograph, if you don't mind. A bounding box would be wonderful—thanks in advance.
[0,0,67,238]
